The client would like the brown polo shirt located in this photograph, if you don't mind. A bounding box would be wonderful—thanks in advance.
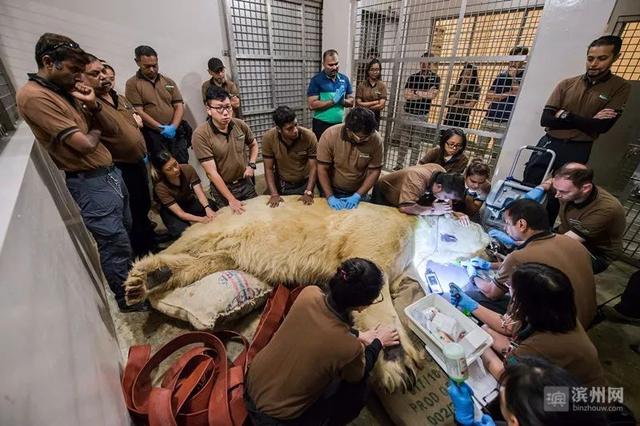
[510,325,606,387]
[558,186,625,263]
[247,286,365,420]
[545,73,630,141]
[201,78,240,103]
[191,118,255,183]
[493,233,596,328]
[262,126,317,184]
[377,163,445,207]
[356,79,388,102]
[125,72,183,124]
[153,164,201,207]
[99,91,146,163]
[16,78,112,172]
[316,124,384,192]
[418,146,469,174]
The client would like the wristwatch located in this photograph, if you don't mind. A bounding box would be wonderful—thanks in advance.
[304,190,313,196]
[248,162,257,170]
[559,110,569,120]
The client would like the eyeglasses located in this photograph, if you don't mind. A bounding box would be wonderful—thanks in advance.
[445,141,463,149]
[208,105,233,114]
[347,129,371,143]
[40,41,81,57]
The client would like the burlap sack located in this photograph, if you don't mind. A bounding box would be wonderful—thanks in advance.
[377,275,456,426]
[148,270,271,330]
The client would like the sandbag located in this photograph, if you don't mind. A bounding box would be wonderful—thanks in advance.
[149,270,271,329]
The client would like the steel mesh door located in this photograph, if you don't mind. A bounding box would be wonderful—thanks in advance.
[223,0,323,152]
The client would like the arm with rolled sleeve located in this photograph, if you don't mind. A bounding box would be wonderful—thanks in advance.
[473,253,517,300]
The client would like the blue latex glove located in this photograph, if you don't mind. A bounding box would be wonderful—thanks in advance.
[332,85,346,104]
[462,257,492,270]
[159,124,177,139]
[523,186,545,203]
[477,414,496,426]
[447,380,475,426]
[327,196,345,210]
[342,193,361,209]
[488,229,516,249]
[449,283,479,313]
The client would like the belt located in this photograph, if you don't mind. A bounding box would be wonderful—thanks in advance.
[227,177,248,185]
[65,165,115,179]
[545,134,593,144]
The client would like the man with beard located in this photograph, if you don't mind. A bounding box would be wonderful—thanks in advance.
[201,57,241,117]
[83,58,158,257]
[192,86,259,214]
[125,45,190,163]
[524,36,630,223]
[16,34,145,312]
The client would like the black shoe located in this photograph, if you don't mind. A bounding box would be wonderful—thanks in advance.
[118,300,151,313]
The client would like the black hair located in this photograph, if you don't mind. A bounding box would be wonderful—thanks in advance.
[438,128,467,163]
[272,106,296,128]
[344,107,378,135]
[134,45,158,60]
[553,163,594,187]
[365,58,382,79]
[85,53,101,64]
[206,86,230,104]
[510,263,577,333]
[102,63,115,74]
[149,151,174,183]
[453,63,479,91]
[501,357,607,426]
[421,51,433,58]
[504,199,550,231]
[207,57,224,72]
[328,258,384,312]
[465,159,490,179]
[34,33,89,68]
[323,49,339,61]
[431,172,465,200]
[509,46,529,56]
[589,35,623,56]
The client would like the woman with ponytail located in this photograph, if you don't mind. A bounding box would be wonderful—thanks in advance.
[246,258,400,425]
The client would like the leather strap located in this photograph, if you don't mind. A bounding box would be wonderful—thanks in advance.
[122,284,301,425]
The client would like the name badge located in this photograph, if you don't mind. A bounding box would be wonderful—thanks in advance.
[359,153,370,159]
[165,84,175,92]
[598,94,610,101]
[296,150,307,155]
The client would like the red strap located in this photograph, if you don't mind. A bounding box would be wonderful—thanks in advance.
[122,285,301,426]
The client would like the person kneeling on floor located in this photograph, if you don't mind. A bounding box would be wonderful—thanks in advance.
[151,151,216,240]
[245,258,399,425]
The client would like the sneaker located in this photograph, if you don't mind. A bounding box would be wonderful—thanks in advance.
[118,300,151,313]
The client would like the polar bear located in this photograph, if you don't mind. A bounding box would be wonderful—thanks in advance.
[124,195,489,392]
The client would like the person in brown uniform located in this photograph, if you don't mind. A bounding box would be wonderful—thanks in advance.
[245,258,400,425]
[192,86,258,214]
[355,58,387,129]
[151,151,216,239]
[524,35,630,223]
[262,106,317,208]
[553,163,625,273]
[317,107,383,210]
[468,199,596,329]
[201,57,241,117]
[418,128,469,173]
[372,163,465,217]
[16,33,144,312]
[125,45,190,164]
[83,59,158,257]
[451,263,605,387]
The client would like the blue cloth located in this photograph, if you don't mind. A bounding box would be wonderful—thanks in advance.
[66,167,132,305]
[307,71,353,124]
[485,70,523,122]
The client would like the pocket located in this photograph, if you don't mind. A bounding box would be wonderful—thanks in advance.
[356,153,371,170]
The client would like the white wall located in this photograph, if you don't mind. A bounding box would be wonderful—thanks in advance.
[0,0,229,127]
[493,0,618,181]
[0,123,129,426]
[322,0,353,81]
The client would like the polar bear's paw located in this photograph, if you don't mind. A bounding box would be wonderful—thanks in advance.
[373,338,426,393]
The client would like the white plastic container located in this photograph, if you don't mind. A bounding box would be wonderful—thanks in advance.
[405,293,493,365]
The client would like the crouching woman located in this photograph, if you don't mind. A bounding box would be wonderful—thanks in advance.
[245,258,399,425]
[151,151,216,239]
